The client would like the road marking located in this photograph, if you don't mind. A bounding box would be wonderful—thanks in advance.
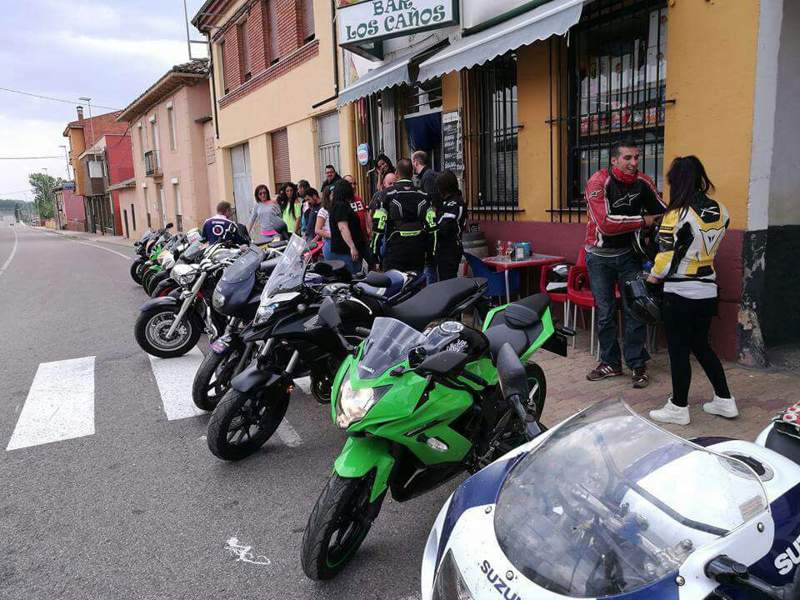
[7,356,95,451]
[224,537,272,566]
[276,420,303,447]
[0,223,19,279]
[148,348,207,420]
[75,240,132,260]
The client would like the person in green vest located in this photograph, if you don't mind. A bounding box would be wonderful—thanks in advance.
[277,181,301,235]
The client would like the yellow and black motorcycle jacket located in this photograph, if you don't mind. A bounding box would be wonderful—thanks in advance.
[650,194,729,299]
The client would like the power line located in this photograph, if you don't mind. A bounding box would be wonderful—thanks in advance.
[0,86,120,111]
[0,156,62,160]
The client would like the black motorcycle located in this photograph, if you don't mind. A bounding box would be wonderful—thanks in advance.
[206,236,488,461]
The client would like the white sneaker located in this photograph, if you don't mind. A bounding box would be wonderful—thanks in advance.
[703,395,739,419]
[649,399,690,426]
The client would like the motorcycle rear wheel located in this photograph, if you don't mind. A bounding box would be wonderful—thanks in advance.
[192,348,243,411]
[207,386,290,461]
[301,473,384,580]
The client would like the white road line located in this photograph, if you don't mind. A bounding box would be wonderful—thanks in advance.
[74,240,132,260]
[6,356,95,451]
[0,223,19,279]
[276,420,303,447]
[148,348,207,421]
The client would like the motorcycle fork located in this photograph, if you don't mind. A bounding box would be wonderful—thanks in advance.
[166,271,206,338]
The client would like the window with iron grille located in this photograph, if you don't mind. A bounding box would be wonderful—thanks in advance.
[548,0,668,223]
[463,53,520,220]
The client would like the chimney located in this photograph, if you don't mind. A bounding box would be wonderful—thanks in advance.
[77,105,84,120]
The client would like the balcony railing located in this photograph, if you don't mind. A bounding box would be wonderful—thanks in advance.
[144,150,162,178]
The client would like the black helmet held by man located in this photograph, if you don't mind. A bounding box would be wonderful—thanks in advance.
[624,275,662,324]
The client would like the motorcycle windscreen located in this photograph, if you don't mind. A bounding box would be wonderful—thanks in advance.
[182,240,206,262]
[357,317,426,380]
[260,234,308,301]
[493,398,768,598]
[221,248,265,284]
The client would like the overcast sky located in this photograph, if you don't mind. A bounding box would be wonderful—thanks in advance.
[0,0,208,202]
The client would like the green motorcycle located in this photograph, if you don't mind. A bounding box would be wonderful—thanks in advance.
[301,293,571,580]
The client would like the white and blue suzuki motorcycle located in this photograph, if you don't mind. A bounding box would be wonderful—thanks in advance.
[422,346,800,600]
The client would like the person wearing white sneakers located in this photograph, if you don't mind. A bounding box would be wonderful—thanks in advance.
[646,156,737,426]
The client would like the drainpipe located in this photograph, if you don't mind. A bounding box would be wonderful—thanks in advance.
[207,31,220,139]
[312,0,340,109]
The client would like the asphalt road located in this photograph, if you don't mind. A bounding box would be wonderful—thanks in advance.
[0,224,454,600]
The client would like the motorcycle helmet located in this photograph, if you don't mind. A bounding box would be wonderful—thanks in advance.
[623,275,661,324]
[633,222,659,263]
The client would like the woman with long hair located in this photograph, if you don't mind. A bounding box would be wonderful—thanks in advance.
[647,156,736,426]
[277,181,301,235]
[433,170,467,281]
[247,184,286,240]
[328,180,366,274]
[315,186,333,259]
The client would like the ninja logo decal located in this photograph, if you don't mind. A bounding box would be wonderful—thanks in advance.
[612,192,640,208]
[700,227,725,254]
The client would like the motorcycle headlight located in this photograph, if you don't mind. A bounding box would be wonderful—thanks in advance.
[212,289,226,309]
[253,302,279,326]
[432,550,475,600]
[172,264,198,287]
[335,377,388,429]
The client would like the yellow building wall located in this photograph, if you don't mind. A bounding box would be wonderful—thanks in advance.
[339,104,357,178]
[662,0,760,230]
[517,41,558,221]
[288,119,317,183]
[442,72,461,112]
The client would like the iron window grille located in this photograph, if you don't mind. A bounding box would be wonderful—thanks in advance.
[463,53,520,221]
[547,0,669,223]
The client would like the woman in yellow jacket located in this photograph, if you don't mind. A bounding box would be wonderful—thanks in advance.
[647,156,737,426]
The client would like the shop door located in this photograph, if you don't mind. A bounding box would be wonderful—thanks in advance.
[316,113,340,186]
[230,143,252,223]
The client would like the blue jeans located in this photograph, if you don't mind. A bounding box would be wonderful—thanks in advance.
[322,239,332,260]
[585,251,649,370]
[328,251,362,274]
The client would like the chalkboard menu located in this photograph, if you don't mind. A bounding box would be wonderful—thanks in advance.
[441,111,464,172]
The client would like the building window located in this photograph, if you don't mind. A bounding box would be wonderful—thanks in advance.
[220,40,229,94]
[548,0,669,222]
[299,0,315,44]
[150,117,161,168]
[173,183,183,231]
[266,0,280,65]
[167,105,177,151]
[464,53,519,219]
[238,20,252,81]
[317,112,340,185]
[271,129,291,187]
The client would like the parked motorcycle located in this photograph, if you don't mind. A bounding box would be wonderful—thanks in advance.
[206,235,485,461]
[421,396,800,600]
[134,243,242,358]
[131,224,172,286]
[145,229,202,297]
[301,293,570,580]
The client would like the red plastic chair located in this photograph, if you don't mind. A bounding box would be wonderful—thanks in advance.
[540,248,587,329]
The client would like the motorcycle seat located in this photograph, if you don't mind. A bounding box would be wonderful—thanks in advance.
[484,295,550,360]
[361,272,392,288]
[386,278,484,331]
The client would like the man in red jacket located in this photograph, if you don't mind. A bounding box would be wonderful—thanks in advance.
[584,139,665,388]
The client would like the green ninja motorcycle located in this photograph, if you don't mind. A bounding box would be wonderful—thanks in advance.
[301,293,570,580]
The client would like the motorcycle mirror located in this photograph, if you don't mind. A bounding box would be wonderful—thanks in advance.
[416,351,469,378]
[318,297,342,329]
[166,222,174,229]
[496,343,529,403]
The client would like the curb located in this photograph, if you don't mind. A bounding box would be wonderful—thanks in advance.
[34,226,135,249]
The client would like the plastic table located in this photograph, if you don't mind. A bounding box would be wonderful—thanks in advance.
[482,253,566,304]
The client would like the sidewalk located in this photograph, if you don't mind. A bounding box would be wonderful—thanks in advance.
[537,331,800,442]
[34,226,135,249]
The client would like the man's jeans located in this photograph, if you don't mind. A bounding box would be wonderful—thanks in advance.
[585,251,649,370]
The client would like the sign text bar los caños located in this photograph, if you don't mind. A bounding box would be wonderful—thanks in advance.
[338,0,458,46]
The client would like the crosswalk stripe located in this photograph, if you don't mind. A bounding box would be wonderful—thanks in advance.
[148,348,207,421]
[7,356,95,451]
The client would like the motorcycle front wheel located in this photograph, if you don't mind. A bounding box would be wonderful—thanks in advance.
[206,385,290,461]
[192,347,243,411]
[130,260,144,284]
[134,307,202,358]
[301,473,384,580]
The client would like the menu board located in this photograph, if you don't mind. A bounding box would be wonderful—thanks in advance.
[441,111,464,172]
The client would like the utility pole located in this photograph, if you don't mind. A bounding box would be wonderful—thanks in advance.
[59,144,72,181]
